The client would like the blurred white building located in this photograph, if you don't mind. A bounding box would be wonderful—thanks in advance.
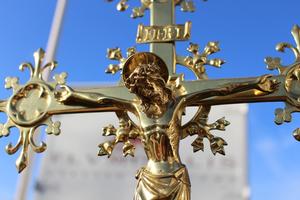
[32,104,249,200]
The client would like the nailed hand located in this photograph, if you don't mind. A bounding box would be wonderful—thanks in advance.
[55,85,74,102]
[256,74,280,93]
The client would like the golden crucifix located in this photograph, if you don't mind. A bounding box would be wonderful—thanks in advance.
[1,1,300,199]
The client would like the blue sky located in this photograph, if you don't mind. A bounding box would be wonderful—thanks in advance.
[1,0,300,199]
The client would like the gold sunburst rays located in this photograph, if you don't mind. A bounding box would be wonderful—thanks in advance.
[265,25,300,141]
[0,48,67,172]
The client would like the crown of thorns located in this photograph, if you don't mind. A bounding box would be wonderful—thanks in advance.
[122,52,169,88]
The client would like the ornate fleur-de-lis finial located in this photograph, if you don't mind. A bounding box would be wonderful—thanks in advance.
[105,47,136,74]
[276,25,300,61]
[19,48,57,81]
[265,25,300,75]
[177,42,225,79]
[0,48,67,172]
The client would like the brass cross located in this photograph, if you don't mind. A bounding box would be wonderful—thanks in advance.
[1,1,300,199]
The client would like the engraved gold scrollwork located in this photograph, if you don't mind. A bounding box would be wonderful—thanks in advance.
[98,111,141,157]
[176,42,229,155]
[0,48,66,172]
[265,25,300,141]
[105,47,137,74]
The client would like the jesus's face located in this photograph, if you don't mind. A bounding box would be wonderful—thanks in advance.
[135,76,166,103]
[126,64,170,106]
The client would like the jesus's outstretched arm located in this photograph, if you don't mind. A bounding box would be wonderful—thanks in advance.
[56,85,137,113]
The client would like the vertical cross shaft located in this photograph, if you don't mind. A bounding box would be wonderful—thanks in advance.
[150,0,176,75]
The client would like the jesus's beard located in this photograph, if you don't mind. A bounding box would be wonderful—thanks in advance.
[136,82,166,104]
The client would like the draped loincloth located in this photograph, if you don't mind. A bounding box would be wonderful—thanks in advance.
[134,166,191,200]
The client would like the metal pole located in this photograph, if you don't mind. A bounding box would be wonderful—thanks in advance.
[14,1,67,199]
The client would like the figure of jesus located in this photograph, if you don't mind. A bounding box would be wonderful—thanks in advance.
[57,52,277,200]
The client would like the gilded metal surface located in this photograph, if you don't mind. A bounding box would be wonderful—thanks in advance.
[108,0,207,18]
[264,25,300,141]
[136,22,191,43]
[55,52,278,199]
[105,46,136,74]
[150,0,176,75]
[0,49,66,172]
[177,42,225,79]
[0,29,299,198]
[1,0,300,199]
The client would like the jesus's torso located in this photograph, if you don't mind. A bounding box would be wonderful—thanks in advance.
[135,99,184,174]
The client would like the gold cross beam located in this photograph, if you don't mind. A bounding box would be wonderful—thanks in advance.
[1,25,299,172]
[0,1,300,199]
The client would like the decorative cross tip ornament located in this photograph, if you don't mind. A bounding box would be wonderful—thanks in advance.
[265,25,300,141]
[2,1,300,199]
[0,48,67,172]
